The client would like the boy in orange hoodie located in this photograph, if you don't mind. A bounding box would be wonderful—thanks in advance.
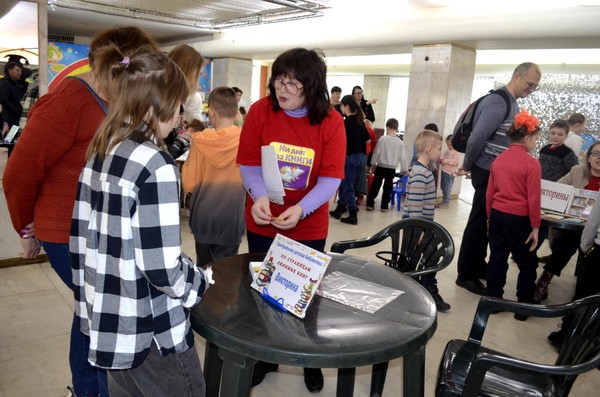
[182,87,246,266]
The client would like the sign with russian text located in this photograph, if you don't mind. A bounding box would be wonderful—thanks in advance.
[251,234,331,319]
[541,179,574,213]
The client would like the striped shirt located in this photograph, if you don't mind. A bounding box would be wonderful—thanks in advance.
[70,137,209,369]
[402,162,435,220]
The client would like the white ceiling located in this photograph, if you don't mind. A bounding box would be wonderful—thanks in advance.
[2,0,600,74]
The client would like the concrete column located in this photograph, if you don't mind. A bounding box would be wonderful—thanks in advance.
[212,58,253,107]
[37,1,48,96]
[363,75,390,129]
[404,44,476,198]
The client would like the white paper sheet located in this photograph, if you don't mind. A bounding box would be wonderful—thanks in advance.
[261,145,285,205]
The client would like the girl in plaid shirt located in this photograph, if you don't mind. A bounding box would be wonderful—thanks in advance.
[70,47,211,396]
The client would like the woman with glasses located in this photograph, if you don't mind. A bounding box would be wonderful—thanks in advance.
[236,47,346,392]
[535,141,600,304]
[352,85,376,122]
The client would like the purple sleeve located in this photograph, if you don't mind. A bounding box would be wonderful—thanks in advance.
[297,177,341,219]
[239,165,267,201]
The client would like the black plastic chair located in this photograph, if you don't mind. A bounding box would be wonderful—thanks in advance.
[330,217,454,281]
[330,218,455,396]
[436,295,600,397]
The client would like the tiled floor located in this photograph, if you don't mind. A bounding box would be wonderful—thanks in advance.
[1,182,599,396]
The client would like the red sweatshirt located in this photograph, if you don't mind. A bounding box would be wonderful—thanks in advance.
[486,144,542,228]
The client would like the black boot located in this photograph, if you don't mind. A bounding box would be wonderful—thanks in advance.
[329,204,347,219]
[340,210,358,225]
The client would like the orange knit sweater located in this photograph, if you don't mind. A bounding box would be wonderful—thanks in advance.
[3,78,105,243]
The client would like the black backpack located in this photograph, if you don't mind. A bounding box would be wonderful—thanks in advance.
[451,89,511,153]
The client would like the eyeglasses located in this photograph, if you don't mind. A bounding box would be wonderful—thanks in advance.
[520,74,540,91]
[590,150,600,158]
[354,91,363,95]
[274,78,303,95]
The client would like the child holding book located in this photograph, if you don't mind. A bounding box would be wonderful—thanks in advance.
[70,48,211,395]
[437,134,460,208]
[486,110,541,320]
[403,129,449,311]
[182,87,246,266]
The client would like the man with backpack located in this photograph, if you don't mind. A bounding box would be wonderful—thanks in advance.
[455,62,542,295]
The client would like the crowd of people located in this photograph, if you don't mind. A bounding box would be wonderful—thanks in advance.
[2,25,600,397]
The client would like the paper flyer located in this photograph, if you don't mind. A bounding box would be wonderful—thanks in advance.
[251,234,331,319]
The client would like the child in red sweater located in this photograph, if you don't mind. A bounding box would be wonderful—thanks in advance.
[486,110,541,320]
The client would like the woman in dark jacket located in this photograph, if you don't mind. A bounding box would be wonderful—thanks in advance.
[352,85,376,122]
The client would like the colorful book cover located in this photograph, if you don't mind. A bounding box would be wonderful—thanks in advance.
[251,234,331,319]
[566,188,598,219]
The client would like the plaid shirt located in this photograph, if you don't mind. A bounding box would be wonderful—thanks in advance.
[70,137,208,369]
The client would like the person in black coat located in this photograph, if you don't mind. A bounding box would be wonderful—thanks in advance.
[352,85,377,122]
[0,61,27,137]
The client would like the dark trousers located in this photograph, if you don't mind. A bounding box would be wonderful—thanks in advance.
[366,166,396,209]
[247,230,326,253]
[195,241,240,267]
[559,244,600,334]
[573,244,600,300]
[457,165,490,281]
[108,342,205,397]
[487,209,539,302]
[543,229,581,276]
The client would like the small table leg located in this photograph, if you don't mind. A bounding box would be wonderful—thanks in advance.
[403,346,426,397]
[337,367,356,397]
[218,348,256,397]
[204,342,223,397]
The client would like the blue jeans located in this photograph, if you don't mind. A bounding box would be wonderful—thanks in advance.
[440,171,455,205]
[42,242,109,397]
[338,153,366,211]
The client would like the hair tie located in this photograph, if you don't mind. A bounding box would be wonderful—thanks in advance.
[514,110,540,133]
[120,56,130,68]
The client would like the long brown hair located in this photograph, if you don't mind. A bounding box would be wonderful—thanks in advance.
[167,44,205,93]
[341,94,365,126]
[86,46,189,161]
[88,26,159,102]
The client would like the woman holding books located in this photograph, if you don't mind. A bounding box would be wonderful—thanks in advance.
[236,47,346,392]
[534,141,600,303]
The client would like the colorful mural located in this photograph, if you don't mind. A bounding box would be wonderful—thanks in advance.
[47,42,91,91]
[46,41,213,93]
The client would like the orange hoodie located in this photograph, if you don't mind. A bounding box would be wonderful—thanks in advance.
[182,125,246,245]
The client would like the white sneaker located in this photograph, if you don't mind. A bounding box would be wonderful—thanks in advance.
[64,386,75,397]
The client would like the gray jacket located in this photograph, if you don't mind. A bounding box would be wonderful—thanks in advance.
[462,87,518,172]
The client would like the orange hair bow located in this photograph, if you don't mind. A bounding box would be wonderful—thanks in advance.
[514,110,540,133]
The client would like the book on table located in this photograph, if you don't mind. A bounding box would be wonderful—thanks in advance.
[541,179,598,220]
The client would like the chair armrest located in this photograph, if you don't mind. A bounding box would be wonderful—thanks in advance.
[463,350,600,396]
[329,227,395,253]
[468,296,600,346]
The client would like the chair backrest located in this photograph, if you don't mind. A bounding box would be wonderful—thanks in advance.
[331,218,454,279]
[556,299,600,394]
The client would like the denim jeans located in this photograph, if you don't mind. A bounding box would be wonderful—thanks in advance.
[108,342,205,397]
[41,242,109,397]
[440,171,455,205]
[338,153,366,211]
